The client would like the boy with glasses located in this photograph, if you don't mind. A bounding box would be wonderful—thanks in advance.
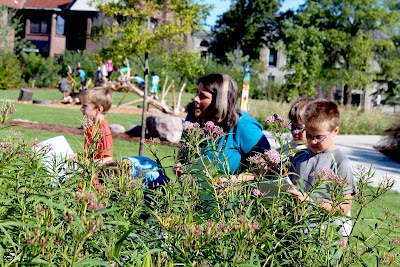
[280,98,314,155]
[287,100,357,239]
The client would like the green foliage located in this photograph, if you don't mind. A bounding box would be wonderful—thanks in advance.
[63,50,98,82]
[281,0,400,105]
[249,99,393,134]
[20,52,61,88]
[210,0,280,61]
[0,101,399,265]
[95,0,209,83]
[0,50,23,89]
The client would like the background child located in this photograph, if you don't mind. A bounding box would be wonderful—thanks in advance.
[280,97,314,155]
[56,73,71,101]
[80,88,113,166]
[288,100,357,237]
[76,67,87,91]
[133,74,145,90]
[150,71,160,99]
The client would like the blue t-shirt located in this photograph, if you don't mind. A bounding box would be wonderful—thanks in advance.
[123,156,168,188]
[79,69,86,79]
[134,76,145,84]
[188,112,269,174]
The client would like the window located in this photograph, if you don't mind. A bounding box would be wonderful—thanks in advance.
[30,17,49,34]
[56,15,65,35]
[200,40,209,47]
[268,75,275,83]
[269,48,278,67]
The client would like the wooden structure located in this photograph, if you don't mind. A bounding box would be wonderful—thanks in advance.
[101,81,178,115]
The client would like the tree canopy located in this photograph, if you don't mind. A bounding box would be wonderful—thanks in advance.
[210,0,281,62]
[94,0,210,82]
[281,0,400,105]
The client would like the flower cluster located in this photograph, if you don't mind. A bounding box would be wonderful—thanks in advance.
[247,149,281,177]
[73,191,105,211]
[1,101,15,123]
[204,121,224,140]
[265,113,285,124]
[265,113,289,133]
[182,121,202,133]
[310,167,348,186]
[252,189,266,197]
[82,115,94,130]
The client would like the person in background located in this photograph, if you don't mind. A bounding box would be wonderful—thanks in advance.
[56,73,72,101]
[279,97,314,156]
[174,73,271,180]
[101,60,108,84]
[287,100,356,239]
[150,71,160,99]
[95,65,102,87]
[119,60,130,82]
[133,74,145,90]
[80,88,114,166]
[76,67,87,91]
[107,59,114,81]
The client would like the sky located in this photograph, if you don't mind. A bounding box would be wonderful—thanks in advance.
[202,0,305,30]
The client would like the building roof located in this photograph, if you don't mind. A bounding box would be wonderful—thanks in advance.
[0,0,100,11]
[0,0,24,9]
[24,0,72,9]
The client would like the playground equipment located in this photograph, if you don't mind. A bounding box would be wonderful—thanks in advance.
[100,76,186,115]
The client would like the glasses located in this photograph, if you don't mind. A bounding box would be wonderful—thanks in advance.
[305,132,331,143]
[290,123,305,133]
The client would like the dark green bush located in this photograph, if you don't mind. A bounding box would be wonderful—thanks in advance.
[20,52,61,88]
[63,50,98,82]
[0,50,23,89]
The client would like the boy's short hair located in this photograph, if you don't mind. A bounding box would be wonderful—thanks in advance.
[81,88,113,114]
[288,97,314,124]
[303,100,340,131]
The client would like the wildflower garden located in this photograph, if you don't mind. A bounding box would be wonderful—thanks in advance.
[0,100,399,267]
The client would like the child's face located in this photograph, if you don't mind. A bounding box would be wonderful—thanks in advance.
[81,102,101,121]
[290,120,306,142]
[305,122,338,153]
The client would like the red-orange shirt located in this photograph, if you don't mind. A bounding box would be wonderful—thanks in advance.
[84,119,113,160]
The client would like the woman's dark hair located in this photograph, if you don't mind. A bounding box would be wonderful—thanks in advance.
[191,73,240,130]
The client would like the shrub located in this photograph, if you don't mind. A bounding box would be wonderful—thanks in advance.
[250,99,394,135]
[0,50,23,89]
[63,50,98,83]
[0,102,398,266]
[20,52,61,88]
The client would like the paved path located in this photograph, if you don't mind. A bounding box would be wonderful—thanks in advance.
[264,133,400,192]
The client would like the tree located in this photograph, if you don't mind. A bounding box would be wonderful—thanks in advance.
[95,0,209,77]
[95,0,209,154]
[210,0,281,62]
[282,0,400,106]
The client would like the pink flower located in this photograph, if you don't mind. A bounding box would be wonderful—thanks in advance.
[82,115,94,130]
[247,154,266,165]
[265,113,285,124]
[252,189,266,197]
[264,150,280,165]
[182,121,200,131]
[313,168,348,185]
[204,121,224,139]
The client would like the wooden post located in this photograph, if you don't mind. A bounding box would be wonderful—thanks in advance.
[171,84,176,111]
[161,75,168,104]
[162,80,174,102]
[176,83,186,114]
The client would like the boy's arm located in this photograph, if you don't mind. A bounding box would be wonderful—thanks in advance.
[287,189,353,215]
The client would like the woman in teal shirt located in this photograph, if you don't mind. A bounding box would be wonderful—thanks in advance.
[178,73,271,175]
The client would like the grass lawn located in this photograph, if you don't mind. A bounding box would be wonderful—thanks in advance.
[0,87,194,110]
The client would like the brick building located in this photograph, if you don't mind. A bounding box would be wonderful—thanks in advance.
[0,0,102,57]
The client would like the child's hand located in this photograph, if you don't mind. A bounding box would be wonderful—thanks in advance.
[287,188,308,202]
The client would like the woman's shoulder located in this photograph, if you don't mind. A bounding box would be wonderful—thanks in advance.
[236,112,263,129]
